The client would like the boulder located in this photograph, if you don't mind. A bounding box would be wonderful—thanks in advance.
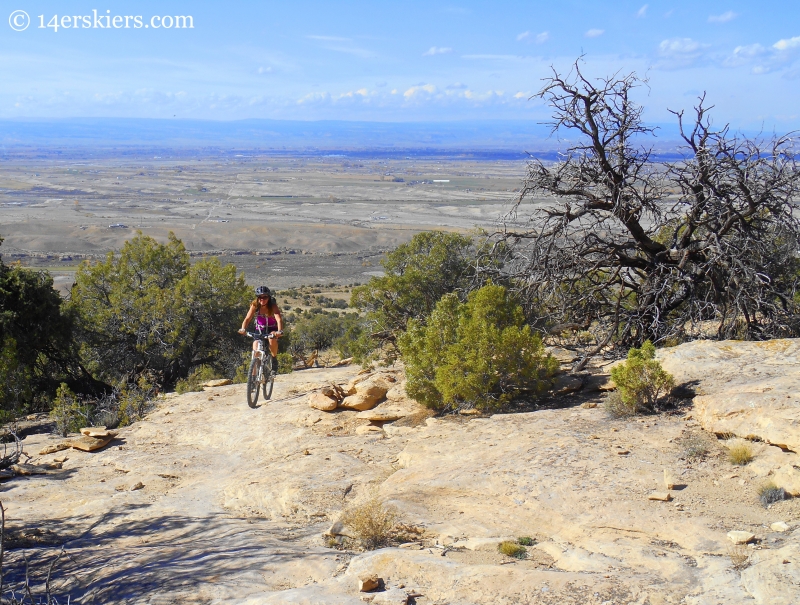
[203,379,232,387]
[308,392,338,412]
[385,382,408,402]
[340,377,392,411]
[66,434,114,452]
[772,464,800,497]
[771,522,790,532]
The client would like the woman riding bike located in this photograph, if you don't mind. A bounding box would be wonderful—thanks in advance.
[238,286,284,371]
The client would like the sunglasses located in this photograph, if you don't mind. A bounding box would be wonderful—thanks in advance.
[258,296,270,301]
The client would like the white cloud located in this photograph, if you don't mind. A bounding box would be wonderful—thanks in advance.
[306,35,351,42]
[637,4,648,18]
[585,29,604,38]
[733,43,767,58]
[708,11,737,23]
[446,82,468,90]
[774,36,800,51]
[657,37,710,68]
[404,84,436,98]
[517,31,529,41]
[536,31,549,44]
[513,91,530,99]
[462,54,522,60]
[257,66,273,75]
[423,46,453,56]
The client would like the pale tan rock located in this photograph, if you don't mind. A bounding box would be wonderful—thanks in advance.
[580,402,598,409]
[663,469,677,490]
[356,402,421,422]
[458,408,481,416]
[773,464,800,496]
[80,427,118,438]
[203,379,232,387]
[356,425,383,436]
[359,574,381,592]
[385,382,408,402]
[727,531,755,544]
[647,491,672,502]
[771,522,790,532]
[130,482,145,491]
[372,588,408,605]
[340,378,390,411]
[66,434,113,452]
[308,392,338,412]
[657,339,800,451]
[546,346,578,364]
[741,542,800,605]
[10,464,50,476]
[38,443,69,455]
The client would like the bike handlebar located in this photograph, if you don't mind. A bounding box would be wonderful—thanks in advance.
[244,331,278,339]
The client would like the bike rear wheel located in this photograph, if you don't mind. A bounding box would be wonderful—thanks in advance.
[246,357,261,408]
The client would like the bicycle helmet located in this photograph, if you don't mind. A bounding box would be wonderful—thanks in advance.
[255,285,271,297]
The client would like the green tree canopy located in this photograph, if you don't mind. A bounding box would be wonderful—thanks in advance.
[69,232,250,388]
[0,238,81,414]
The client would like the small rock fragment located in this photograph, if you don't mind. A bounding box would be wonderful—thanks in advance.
[10,464,50,476]
[66,435,114,452]
[458,408,481,416]
[617,450,630,455]
[771,521,790,532]
[203,378,232,387]
[359,574,381,592]
[727,531,755,544]
[130,482,145,491]
[648,492,672,502]
[80,427,117,438]
[38,443,70,456]
[580,402,598,409]
[356,424,383,436]
[664,469,677,490]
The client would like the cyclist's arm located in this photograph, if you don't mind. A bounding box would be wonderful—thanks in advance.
[274,307,284,333]
[240,304,256,332]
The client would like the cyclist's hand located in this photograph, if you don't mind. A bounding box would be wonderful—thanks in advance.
[238,328,246,335]
[276,330,284,337]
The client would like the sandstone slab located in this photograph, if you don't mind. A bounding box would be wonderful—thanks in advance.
[772,464,800,497]
[66,434,114,451]
[657,339,800,451]
[551,374,583,395]
[203,379,232,387]
[359,574,381,592]
[38,443,69,455]
[770,522,790,532]
[80,427,118,438]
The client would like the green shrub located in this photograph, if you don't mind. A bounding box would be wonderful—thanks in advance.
[117,378,155,426]
[398,284,558,412]
[517,536,534,546]
[277,352,294,374]
[175,365,219,394]
[608,341,675,416]
[50,383,89,436]
[498,541,527,559]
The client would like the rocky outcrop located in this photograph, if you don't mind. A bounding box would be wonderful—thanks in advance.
[657,339,800,452]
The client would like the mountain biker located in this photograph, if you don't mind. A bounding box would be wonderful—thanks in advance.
[239,286,284,371]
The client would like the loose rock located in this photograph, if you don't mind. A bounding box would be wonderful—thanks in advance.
[771,522,790,532]
[66,434,114,452]
[38,443,69,456]
[308,392,338,412]
[727,531,756,544]
[359,574,381,592]
[356,425,383,436]
[372,588,408,605]
[80,427,118,438]
[664,469,677,490]
[647,492,672,502]
[130,482,145,491]
[203,379,232,387]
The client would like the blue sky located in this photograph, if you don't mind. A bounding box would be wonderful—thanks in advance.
[0,1,798,129]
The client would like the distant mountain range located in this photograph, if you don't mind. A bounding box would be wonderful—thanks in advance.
[0,118,696,159]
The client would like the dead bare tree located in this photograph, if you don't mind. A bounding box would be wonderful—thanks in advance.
[493,61,800,369]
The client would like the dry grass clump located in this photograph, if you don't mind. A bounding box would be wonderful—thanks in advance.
[758,481,787,508]
[498,540,527,559]
[344,495,399,550]
[517,536,535,546]
[676,432,714,461]
[728,544,750,570]
[726,440,754,466]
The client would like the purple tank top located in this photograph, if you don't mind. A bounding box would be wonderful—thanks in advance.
[256,313,277,331]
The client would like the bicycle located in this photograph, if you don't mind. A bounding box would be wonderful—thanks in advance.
[243,331,277,408]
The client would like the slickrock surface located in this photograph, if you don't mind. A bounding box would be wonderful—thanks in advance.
[3,344,799,604]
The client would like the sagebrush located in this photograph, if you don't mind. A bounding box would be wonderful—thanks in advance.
[607,341,675,416]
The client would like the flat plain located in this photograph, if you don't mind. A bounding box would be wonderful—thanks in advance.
[0,153,536,290]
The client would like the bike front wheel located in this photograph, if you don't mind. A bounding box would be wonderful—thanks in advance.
[263,363,275,400]
[246,357,261,408]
